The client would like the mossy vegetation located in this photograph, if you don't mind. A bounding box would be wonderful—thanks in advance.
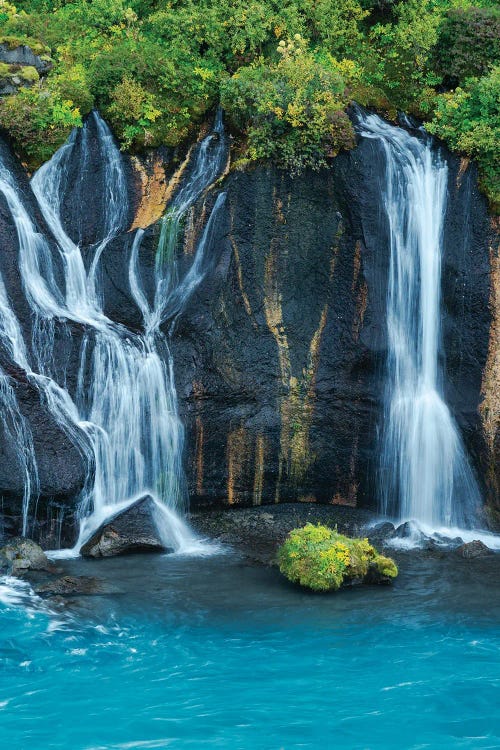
[0,61,37,80]
[0,0,497,205]
[277,523,398,592]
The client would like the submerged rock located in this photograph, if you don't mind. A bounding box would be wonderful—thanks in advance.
[0,537,55,575]
[456,540,493,559]
[36,575,121,597]
[81,495,172,558]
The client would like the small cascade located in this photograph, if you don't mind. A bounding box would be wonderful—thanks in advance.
[0,370,39,535]
[0,110,227,553]
[149,108,227,332]
[358,112,482,531]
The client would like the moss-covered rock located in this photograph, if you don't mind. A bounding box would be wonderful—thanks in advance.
[277,523,398,592]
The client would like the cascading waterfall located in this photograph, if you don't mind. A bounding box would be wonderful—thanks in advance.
[358,112,481,530]
[0,110,227,553]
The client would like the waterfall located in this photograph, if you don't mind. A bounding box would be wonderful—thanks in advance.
[0,110,227,553]
[358,113,481,530]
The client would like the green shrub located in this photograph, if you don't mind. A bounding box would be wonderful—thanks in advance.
[426,66,500,211]
[49,63,94,117]
[434,7,500,87]
[106,76,161,149]
[277,523,398,592]
[0,0,497,210]
[0,85,81,166]
[374,554,399,578]
[221,36,356,173]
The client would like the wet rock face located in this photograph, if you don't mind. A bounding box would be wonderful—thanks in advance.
[160,144,493,514]
[0,140,89,545]
[168,159,384,509]
[0,120,495,537]
[80,495,171,558]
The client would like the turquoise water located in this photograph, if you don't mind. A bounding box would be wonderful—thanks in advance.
[1,553,499,750]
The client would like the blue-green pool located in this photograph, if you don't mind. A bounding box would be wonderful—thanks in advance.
[1,551,499,749]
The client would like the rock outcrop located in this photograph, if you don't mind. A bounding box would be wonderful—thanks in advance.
[456,540,493,559]
[0,537,54,575]
[0,43,52,96]
[80,495,170,558]
[0,43,52,75]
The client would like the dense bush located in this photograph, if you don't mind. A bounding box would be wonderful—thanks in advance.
[433,7,500,86]
[426,66,500,210]
[0,85,81,166]
[0,0,497,207]
[277,523,398,592]
[221,37,356,172]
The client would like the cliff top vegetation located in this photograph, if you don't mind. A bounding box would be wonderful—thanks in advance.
[0,0,498,207]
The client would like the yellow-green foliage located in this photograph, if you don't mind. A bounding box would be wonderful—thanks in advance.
[0,62,38,81]
[0,0,498,205]
[221,36,356,173]
[0,86,81,167]
[375,555,399,579]
[277,523,398,592]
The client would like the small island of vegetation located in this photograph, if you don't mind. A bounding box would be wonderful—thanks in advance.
[277,523,398,591]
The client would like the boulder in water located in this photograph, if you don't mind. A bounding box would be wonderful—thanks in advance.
[394,521,425,542]
[368,522,396,541]
[0,537,55,575]
[80,495,172,558]
[455,540,493,559]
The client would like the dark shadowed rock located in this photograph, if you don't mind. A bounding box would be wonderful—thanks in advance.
[80,495,172,558]
[368,522,396,541]
[0,537,54,575]
[36,575,121,597]
[456,540,493,559]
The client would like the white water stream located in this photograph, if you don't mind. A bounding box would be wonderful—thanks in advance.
[359,113,483,536]
[0,111,227,554]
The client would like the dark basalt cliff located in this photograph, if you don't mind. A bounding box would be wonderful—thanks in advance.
[0,141,89,543]
[0,120,497,542]
[162,144,494,516]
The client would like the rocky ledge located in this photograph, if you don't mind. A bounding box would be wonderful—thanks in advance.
[191,503,383,565]
[190,503,498,566]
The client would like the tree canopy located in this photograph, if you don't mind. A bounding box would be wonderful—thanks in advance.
[0,0,498,206]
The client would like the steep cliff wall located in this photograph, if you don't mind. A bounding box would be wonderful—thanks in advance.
[122,131,495,517]
[0,119,497,541]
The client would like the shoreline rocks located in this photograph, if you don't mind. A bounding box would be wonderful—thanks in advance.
[456,540,494,559]
[0,537,56,576]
